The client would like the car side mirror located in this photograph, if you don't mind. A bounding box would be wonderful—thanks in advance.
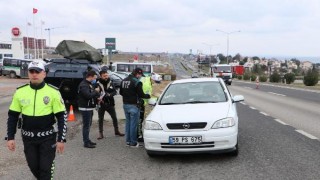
[233,95,244,103]
[148,97,158,106]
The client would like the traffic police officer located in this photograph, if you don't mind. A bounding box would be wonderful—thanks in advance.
[6,61,67,180]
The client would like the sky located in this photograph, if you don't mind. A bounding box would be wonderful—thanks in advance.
[0,0,319,59]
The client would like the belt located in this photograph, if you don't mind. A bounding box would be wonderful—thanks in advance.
[21,129,55,138]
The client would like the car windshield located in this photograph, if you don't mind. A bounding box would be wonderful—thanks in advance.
[159,81,227,105]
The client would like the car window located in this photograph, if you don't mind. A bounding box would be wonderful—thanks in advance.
[159,81,227,105]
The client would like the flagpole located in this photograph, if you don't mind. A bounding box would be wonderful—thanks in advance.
[41,21,43,59]
[26,19,29,59]
[33,12,37,59]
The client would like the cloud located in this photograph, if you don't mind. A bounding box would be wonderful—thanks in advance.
[0,0,319,57]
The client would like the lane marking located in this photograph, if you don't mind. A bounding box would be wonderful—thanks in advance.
[249,106,256,110]
[240,102,246,105]
[244,87,252,89]
[260,112,269,116]
[295,130,318,140]
[268,92,286,97]
[274,119,288,125]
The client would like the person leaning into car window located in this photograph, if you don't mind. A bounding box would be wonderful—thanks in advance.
[78,70,100,148]
[120,68,150,148]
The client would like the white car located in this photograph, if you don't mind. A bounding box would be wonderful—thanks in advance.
[143,78,244,157]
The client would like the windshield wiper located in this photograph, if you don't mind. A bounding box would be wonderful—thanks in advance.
[160,102,181,105]
[183,101,218,104]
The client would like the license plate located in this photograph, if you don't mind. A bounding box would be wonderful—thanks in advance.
[169,136,202,144]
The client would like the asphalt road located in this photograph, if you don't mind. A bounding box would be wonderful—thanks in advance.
[1,98,320,179]
[1,78,320,179]
[229,81,320,139]
[233,80,320,104]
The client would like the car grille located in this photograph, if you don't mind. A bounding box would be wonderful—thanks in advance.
[161,141,215,149]
[167,122,207,130]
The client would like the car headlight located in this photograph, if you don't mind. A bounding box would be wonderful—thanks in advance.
[211,117,235,129]
[145,121,163,130]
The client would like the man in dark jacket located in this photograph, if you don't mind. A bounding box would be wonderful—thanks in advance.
[96,70,124,139]
[120,68,150,147]
[78,70,100,148]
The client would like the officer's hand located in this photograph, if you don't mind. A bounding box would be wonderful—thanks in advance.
[95,88,100,92]
[56,142,65,154]
[7,140,16,152]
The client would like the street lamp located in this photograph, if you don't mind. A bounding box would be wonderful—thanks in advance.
[216,29,241,64]
[44,27,65,47]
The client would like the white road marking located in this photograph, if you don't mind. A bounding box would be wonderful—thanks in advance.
[268,92,286,97]
[249,106,256,110]
[244,87,252,89]
[260,112,269,116]
[274,119,288,125]
[295,130,318,140]
[240,102,246,105]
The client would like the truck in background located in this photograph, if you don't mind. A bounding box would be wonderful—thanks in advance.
[232,65,244,75]
[212,64,233,85]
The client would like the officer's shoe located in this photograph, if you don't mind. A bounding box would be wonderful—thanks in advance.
[89,141,97,146]
[84,144,96,148]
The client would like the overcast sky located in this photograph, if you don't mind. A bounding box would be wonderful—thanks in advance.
[0,0,319,58]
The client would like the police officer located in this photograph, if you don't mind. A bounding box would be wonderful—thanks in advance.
[96,70,124,139]
[138,75,153,142]
[120,68,150,147]
[6,61,67,180]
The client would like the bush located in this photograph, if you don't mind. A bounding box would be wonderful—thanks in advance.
[303,69,319,86]
[284,73,295,84]
[237,75,243,80]
[270,71,281,83]
[243,72,250,80]
[232,73,237,79]
[250,74,257,82]
[259,75,267,82]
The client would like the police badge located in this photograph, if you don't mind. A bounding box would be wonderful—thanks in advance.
[43,96,50,105]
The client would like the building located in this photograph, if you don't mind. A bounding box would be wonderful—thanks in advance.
[23,37,46,49]
[301,61,313,71]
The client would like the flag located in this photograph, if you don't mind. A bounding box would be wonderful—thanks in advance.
[27,22,32,26]
[33,8,38,14]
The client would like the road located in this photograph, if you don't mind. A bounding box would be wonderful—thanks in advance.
[1,73,320,179]
[230,81,320,139]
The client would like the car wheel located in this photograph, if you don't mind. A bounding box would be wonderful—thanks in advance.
[9,72,16,78]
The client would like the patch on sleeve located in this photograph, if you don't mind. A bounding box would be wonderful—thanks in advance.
[60,97,65,105]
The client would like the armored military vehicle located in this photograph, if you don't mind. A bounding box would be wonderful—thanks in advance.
[45,40,102,109]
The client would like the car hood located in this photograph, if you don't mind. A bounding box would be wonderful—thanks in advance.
[147,102,230,124]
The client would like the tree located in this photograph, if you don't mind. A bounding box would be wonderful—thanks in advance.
[243,57,248,62]
[303,66,319,86]
[252,56,260,60]
[261,65,268,72]
[239,61,245,65]
[217,53,226,61]
[252,64,262,74]
[232,53,242,61]
[284,73,295,84]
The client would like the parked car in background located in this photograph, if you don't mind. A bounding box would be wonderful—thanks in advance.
[143,78,244,157]
[191,71,199,78]
[109,72,127,89]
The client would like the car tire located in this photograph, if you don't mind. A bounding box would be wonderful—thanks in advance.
[9,72,16,78]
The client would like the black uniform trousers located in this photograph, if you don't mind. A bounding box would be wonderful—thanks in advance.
[23,135,56,180]
[98,103,119,133]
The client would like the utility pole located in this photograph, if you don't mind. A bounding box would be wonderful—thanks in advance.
[44,27,65,47]
[216,29,241,64]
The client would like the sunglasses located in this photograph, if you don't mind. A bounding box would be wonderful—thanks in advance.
[28,70,41,74]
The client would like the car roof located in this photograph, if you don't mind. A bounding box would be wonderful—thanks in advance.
[172,78,220,84]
